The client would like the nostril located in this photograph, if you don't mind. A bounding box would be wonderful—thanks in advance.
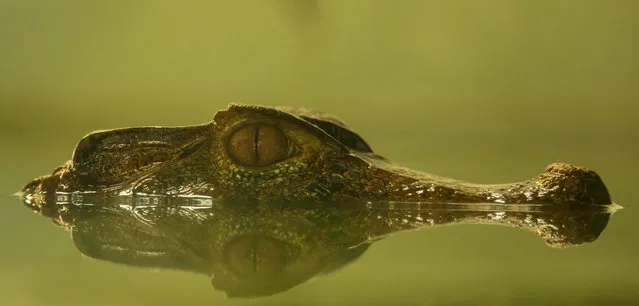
[20,172,61,217]
[21,176,44,195]
[20,176,45,212]
[540,162,612,205]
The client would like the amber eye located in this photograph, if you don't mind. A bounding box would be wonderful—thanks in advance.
[224,235,289,279]
[228,124,289,166]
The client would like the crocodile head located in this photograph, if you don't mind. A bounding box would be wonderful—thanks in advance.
[22,103,613,215]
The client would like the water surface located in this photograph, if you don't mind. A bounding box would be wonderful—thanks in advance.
[1,1,638,305]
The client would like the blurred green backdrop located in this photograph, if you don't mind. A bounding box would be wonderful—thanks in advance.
[1,1,637,305]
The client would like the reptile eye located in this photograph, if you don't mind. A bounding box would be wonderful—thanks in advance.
[224,235,289,279]
[228,124,289,167]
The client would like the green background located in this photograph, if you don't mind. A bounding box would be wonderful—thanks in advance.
[1,1,637,305]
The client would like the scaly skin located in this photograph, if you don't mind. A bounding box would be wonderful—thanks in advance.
[19,103,616,297]
[22,103,612,211]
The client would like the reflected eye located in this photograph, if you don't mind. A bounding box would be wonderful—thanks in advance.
[224,235,289,279]
[228,124,289,166]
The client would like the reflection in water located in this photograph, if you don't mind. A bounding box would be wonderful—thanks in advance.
[20,191,617,298]
[18,104,620,297]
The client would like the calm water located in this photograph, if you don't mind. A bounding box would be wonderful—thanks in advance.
[1,1,638,305]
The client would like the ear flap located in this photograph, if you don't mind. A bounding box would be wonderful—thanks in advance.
[275,106,373,153]
[71,126,207,186]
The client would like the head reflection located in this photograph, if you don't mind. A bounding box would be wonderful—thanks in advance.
[19,191,616,298]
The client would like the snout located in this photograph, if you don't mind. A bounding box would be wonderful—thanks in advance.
[20,165,66,217]
[536,162,612,206]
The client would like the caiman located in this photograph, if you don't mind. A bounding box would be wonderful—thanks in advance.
[19,103,617,298]
[22,103,613,211]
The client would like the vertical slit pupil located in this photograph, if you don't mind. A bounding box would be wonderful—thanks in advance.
[253,125,260,163]
[228,124,288,166]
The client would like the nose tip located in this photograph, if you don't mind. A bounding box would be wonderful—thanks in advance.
[540,162,612,205]
[20,176,45,211]
[20,166,64,217]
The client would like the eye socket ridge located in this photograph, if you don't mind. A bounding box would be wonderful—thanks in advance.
[227,123,290,167]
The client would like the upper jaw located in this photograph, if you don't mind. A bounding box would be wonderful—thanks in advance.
[360,157,612,207]
[21,152,613,218]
